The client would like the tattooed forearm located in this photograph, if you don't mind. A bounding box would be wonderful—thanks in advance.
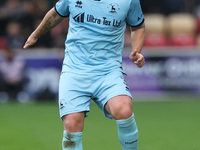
[37,17,53,38]
[35,8,63,38]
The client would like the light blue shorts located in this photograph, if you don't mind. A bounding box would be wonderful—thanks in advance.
[58,70,132,120]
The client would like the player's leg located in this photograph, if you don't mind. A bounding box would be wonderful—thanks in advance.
[63,112,85,132]
[105,95,133,120]
[105,95,138,150]
[93,71,138,150]
[59,72,92,150]
[62,112,85,150]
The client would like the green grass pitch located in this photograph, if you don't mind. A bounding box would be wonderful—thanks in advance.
[0,96,200,150]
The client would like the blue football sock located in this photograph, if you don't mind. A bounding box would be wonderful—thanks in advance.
[116,114,139,150]
[62,131,83,150]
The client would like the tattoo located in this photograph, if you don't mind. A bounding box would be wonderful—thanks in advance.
[38,17,52,37]
[36,12,63,38]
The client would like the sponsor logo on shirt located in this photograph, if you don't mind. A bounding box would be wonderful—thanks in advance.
[73,12,122,27]
[75,0,83,8]
[73,12,85,23]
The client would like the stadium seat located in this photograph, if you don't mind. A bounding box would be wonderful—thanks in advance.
[144,13,166,34]
[170,34,196,47]
[167,13,197,47]
[167,13,197,35]
[144,34,168,47]
[144,13,168,47]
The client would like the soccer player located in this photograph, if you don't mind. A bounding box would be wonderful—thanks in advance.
[23,0,146,149]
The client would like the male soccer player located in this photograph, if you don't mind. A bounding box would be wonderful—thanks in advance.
[24,0,146,149]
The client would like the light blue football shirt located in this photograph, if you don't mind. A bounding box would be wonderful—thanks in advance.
[55,0,144,75]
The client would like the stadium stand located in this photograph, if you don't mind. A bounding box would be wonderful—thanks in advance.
[0,0,199,49]
[167,13,197,46]
[143,13,198,47]
[143,14,168,47]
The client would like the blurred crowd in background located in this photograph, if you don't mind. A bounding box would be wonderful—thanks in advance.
[0,0,200,50]
[0,0,67,49]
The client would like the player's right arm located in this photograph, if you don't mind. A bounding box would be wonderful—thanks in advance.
[23,8,64,49]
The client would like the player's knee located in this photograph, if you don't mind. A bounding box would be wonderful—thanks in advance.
[63,113,84,132]
[64,118,83,132]
[111,104,133,120]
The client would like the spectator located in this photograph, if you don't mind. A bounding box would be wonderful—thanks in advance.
[0,0,24,36]
[19,0,36,38]
[0,48,26,101]
[6,21,25,49]
[0,0,53,48]
[0,0,24,20]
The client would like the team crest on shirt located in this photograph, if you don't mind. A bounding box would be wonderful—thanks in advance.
[108,3,120,13]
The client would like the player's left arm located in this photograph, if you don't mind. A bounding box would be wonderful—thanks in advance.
[129,24,146,68]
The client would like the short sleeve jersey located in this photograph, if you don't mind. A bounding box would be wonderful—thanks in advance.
[55,0,144,75]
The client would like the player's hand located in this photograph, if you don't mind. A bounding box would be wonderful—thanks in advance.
[23,34,38,49]
[129,50,145,68]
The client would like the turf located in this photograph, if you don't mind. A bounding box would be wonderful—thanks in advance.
[0,97,200,150]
